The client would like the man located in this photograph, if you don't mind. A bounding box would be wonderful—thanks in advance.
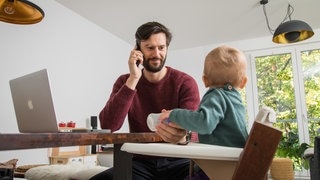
[91,21,200,180]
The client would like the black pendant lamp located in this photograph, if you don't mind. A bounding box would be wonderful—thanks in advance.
[272,20,314,44]
[0,0,44,24]
[260,0,314,44]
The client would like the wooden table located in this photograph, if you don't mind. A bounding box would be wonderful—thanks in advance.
[0,132,163,179]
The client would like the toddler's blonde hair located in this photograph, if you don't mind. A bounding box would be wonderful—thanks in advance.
[203,45,247,88]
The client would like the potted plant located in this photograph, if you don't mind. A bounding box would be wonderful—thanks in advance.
[275,130,310,170]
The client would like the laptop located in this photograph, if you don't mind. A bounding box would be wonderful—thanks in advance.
[9,69,93,133]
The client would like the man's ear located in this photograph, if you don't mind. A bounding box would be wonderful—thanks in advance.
[239,76,248,89]
[202,75,210,88]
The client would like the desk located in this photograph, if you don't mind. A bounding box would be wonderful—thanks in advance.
[0,132,163,180]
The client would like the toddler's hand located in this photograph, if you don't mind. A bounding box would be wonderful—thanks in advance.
[159,109,171,123]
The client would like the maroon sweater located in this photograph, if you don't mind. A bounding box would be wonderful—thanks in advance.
[99,66,200,133]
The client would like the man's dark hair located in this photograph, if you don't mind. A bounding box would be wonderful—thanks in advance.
[135,21,172,48]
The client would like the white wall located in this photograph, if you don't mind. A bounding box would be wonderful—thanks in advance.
[1,0,319,166]
[0,0,130,165]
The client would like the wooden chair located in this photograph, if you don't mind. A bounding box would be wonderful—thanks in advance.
[232,121,282,179]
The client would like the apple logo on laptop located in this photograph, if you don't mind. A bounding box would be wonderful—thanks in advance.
[27,99,34,110]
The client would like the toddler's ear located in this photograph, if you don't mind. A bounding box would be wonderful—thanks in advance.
[202,75,210,88]
[239,76,248,89]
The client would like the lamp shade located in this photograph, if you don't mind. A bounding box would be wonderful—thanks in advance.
[0,0,44,24]
[272,20,314,44]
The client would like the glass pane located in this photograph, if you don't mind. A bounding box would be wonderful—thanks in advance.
[255,53,296,123]
[301,49,320,146]
[255,53,305,170]
[239,87,248,124]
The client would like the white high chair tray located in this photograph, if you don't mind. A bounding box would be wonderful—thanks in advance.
[121,142,243,161]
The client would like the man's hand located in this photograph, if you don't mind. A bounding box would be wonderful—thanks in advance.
[156,121,187,144]
[126,48,144,90]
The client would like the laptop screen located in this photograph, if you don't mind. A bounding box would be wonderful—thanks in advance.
[9,69,59,133]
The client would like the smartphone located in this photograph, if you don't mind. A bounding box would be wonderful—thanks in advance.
[136,42,141,67]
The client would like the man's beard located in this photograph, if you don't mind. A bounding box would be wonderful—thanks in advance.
[143,56,166,73]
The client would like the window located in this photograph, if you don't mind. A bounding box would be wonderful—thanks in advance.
[298,47,320,146]
[246,42,320,177]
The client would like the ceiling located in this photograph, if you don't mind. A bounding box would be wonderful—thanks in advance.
[55,0,320,50]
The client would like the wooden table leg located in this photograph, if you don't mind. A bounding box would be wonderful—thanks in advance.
[113,143,132,180]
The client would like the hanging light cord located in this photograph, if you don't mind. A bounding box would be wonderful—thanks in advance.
[262,3,294,35]
[282,4,294,22]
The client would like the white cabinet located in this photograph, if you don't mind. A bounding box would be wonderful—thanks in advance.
[49,145,97,165]
[50,154,97,166]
